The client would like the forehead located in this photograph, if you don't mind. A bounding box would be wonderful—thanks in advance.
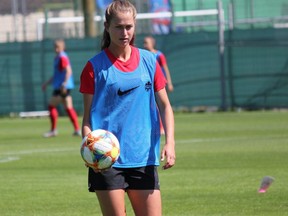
[144,37,152,42]
[144,38,154,46]
[110,11,135,24]
[54,41,64,47]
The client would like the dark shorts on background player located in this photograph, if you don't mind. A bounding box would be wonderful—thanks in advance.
[88,166,160,191]
[52,89,71,98]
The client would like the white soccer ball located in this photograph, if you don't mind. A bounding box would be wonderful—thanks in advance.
[80,129,120,170]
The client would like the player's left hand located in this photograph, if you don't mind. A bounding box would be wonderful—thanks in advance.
[161,143,176,170]
[60,85,67,95]
[167,83,174,92]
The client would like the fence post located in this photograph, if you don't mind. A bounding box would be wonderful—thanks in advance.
[21,0,27,41]
[44,8,49,39]
[217,0,227,110]
[12,0,18,41]
[227,1,236,109]
[228,1,234,30]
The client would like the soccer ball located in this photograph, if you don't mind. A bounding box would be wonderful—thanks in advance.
[80,129,120,170]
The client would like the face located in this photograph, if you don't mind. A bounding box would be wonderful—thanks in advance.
[105,11,135,48]
[143,37,154,51]
[54,42,64,54]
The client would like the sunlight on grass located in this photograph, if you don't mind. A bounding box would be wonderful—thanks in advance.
[1,111,288,215]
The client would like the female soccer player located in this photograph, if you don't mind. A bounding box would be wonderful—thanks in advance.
[42,39,80,138]
[79,1,175,215]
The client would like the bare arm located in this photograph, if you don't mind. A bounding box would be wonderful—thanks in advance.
[41,64,72,91]
[62,65,72,87]
[162,64,174,92]
[155,88,175,169]
[59,65,72,95]
[82,93,93,138]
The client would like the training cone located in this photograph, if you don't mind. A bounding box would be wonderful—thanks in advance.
[258,176,274,193]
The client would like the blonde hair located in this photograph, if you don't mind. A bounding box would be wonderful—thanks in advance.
[101,0,137,50]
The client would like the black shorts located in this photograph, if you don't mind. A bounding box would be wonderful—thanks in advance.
[88,166,160,191]
[52,89,71,98]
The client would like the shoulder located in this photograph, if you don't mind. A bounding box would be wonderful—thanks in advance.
[88,50,108,71]
[59,51,68,57]
[57,52,70,63]
[89,50,106,63]
[156,50,165,58]
[138,48,155,58]
[137,48,157,65]
[156,50,163,55]
[88,50,112,76]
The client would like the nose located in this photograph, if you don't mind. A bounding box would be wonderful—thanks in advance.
[121,28,128,36]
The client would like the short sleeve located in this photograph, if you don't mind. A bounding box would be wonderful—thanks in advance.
[157,53,167,67]
[154,61,167,92]
[59,56,69,71]
[79,61,94,94]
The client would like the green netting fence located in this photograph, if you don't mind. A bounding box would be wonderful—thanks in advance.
[0,28,288,116]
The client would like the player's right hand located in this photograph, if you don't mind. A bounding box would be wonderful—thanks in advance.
[85,163,104,173]
[60,85,67,95]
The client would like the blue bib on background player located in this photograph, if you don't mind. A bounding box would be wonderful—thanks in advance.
[89,48,161,168]
[53,51,74,89]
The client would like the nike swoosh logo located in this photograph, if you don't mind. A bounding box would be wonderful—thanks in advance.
[117,86,140,96]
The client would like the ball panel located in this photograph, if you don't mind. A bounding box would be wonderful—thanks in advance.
[93,140,113,154]
[97,156,113,170]
[110,147,120,160]
[81,147,94,164]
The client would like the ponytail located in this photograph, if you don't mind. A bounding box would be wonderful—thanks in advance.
[101,29,111,50]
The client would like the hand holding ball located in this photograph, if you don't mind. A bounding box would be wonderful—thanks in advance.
[80,129,120,170]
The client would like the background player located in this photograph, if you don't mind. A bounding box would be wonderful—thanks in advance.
[144,35,174,134]
[143,35,174,92]
[42,39,80,138]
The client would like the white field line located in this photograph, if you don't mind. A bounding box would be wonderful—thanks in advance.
[1,135,287,163]
[176,137,246,144]
[0,156,20,163]
[0,147,77,156]
[0,147,77,163]
[1,135,287,156]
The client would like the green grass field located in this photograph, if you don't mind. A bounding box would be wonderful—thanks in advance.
[1,111,288,216]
